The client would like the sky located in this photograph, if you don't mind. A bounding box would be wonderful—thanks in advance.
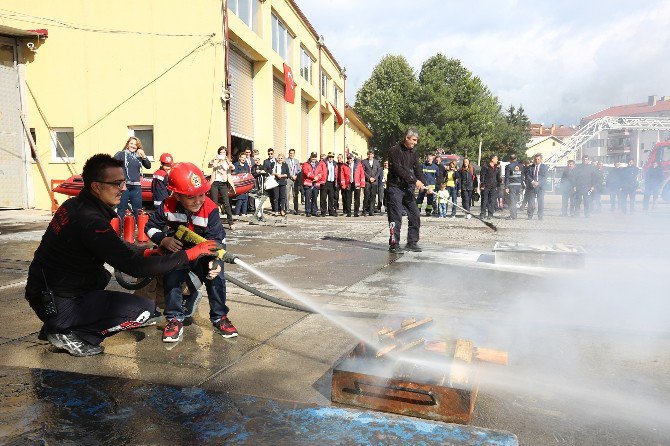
[296,0,670,126]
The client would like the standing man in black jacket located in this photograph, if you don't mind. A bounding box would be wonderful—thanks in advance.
[504,154,523,220]
[386,128,427,253]
[620,158,639,214]
[25,154,218,357]
[525,153,549,220]
[480,154,502,220]
[573,155,597,217]
[362,150,382,216]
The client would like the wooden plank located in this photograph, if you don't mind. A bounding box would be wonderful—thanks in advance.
[474,347,509,365]
[380,317,433,339]
[448,339,474,386]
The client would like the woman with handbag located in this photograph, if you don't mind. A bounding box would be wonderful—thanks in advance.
[459,158,475,219]
[208,146,235,229]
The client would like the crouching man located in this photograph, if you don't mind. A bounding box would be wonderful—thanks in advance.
[145,162,238,342]
[25,154,218,356]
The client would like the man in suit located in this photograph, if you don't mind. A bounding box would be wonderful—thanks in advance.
[525,153,548,220]
[263,148,278,212]
[362,150,382,216]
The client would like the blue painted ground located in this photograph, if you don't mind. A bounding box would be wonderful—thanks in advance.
[0,366,517,445]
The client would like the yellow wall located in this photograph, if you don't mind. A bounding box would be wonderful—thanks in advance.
[526,138,574,163]
[3,0,364,209]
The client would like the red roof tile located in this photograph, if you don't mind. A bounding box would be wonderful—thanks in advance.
[581,98,670,124]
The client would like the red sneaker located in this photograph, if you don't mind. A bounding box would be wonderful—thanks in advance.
[213,316,238,338]
[162,318,183,343]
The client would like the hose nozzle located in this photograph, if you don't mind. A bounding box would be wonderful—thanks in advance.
[222,252,239,264]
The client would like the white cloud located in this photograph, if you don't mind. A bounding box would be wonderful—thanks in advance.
[296,0,670,124]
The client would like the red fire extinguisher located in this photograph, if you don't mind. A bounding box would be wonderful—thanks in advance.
[110,216,121,236]
[123,210,135,244]
[136,209,149,243]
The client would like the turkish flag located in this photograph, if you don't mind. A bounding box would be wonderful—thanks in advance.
[330,102,344,125]
[283,63,295,104]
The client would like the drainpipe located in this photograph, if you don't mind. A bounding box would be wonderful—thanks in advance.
[223,0,232,158]
[318,35,324,156]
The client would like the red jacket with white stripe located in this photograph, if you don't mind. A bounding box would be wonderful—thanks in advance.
[339,161,365,189]
[145,195,225,247]
[151,168,170,206]
[302,161,321,187]
[316,159,338,186]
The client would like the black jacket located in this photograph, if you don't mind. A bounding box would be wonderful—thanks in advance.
[621,166,639,190]
[480,163,502,189]
[646,165,663,186]
[26,189,188,298]
[573,163,597,189]
[362,158,382,183]
[504,162,524,186]
[560,168,576,191]
[387,143,426,189]
[459,168,475,191]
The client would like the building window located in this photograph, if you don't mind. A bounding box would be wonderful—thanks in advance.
[334,86,341,109]
[229,0,259,32]
[300,46,313,84]
[51,128,74,162]
[271,13,293,61]
[128,126,154,160]
[321,71,328,98]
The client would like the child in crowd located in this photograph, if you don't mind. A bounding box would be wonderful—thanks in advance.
[436,182,450,218]
[151,153,173,207]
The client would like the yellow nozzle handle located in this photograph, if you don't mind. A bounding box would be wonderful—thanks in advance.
[175,225,225,259]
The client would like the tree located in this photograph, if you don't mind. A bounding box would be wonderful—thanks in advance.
[485,105,532,161]
[354,55,417,159]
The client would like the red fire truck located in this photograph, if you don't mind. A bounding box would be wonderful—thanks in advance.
[643,140,670,201]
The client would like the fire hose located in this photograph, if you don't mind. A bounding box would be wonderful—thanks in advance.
[114,225,378,318]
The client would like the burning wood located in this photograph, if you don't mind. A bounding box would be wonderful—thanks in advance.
[376,337,425,358]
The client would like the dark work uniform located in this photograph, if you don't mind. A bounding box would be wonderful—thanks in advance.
[480,163,502,217]
[619,165,639,214]
[386,143,427,247]
[25,189,188,345]
[504,162,523,219]
[573,163,597,216]
[416,162,438,215]
[559,167,576,216]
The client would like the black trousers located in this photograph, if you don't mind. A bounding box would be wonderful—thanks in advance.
[320,181,337,215]
[268,187,279,212]
[387,185,420,246]
[27,290,154,345]
[363,182,378,215]
[210,181,234,224]
[303,186,319,216]
[343,184,361,216]
[574,186,591,216]
[480,188,496,217]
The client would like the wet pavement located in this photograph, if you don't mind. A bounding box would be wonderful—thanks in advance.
[1,197,669,445]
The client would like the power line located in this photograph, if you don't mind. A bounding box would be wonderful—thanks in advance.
[75,35,217,138]
[0,9,213,37]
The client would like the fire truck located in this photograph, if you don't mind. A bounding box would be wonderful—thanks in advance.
[643,140,670,201]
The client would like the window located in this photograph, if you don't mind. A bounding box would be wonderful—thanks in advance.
[229,0,259,32]
[321,71,328,98]
[271,13,293,61]
[128,126,154,159]
[300,46,313,84]
[51,128,74,162]
[334,86,341,109]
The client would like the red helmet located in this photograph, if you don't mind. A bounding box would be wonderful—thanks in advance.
[159,153,174,166]
[167,162,210,195]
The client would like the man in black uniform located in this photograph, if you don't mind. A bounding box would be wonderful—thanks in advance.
[480,154,502,220]
[386,127,427,253]
[573,154,596,217]
[504,154,523,219]
[25,154,218,356]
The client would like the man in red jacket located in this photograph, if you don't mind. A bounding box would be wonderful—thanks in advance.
[302,152,322,217]
[340,152,365,217]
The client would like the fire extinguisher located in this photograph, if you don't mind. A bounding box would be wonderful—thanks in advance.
[136,209,149,243]
[110,216,121,236]
[123,210,135,244]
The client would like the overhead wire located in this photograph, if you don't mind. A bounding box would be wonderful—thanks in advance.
[0,9,212,37]
[75,34,217,138]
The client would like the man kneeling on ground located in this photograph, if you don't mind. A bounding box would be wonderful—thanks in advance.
[25,154,218,356]
[145,162,238,343]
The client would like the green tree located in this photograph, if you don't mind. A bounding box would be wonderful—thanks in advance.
[485,105,531,161]
[354,55,417,159]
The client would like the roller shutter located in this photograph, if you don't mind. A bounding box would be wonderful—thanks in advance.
[0,39,26,209]
[273,78,286,151]
[229,48,254,141]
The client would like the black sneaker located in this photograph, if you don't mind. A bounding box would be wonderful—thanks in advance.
[213,316,238,338]
[405,243,423,252]
[47,332,104,357]
[389,245,404,254]
[162,318,184,343]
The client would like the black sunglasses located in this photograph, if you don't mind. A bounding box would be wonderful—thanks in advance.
[95,179,126,188]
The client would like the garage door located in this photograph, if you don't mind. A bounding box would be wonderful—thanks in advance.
[229,47,253,141]
[273,77,286,151]
[0,38,26,209]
